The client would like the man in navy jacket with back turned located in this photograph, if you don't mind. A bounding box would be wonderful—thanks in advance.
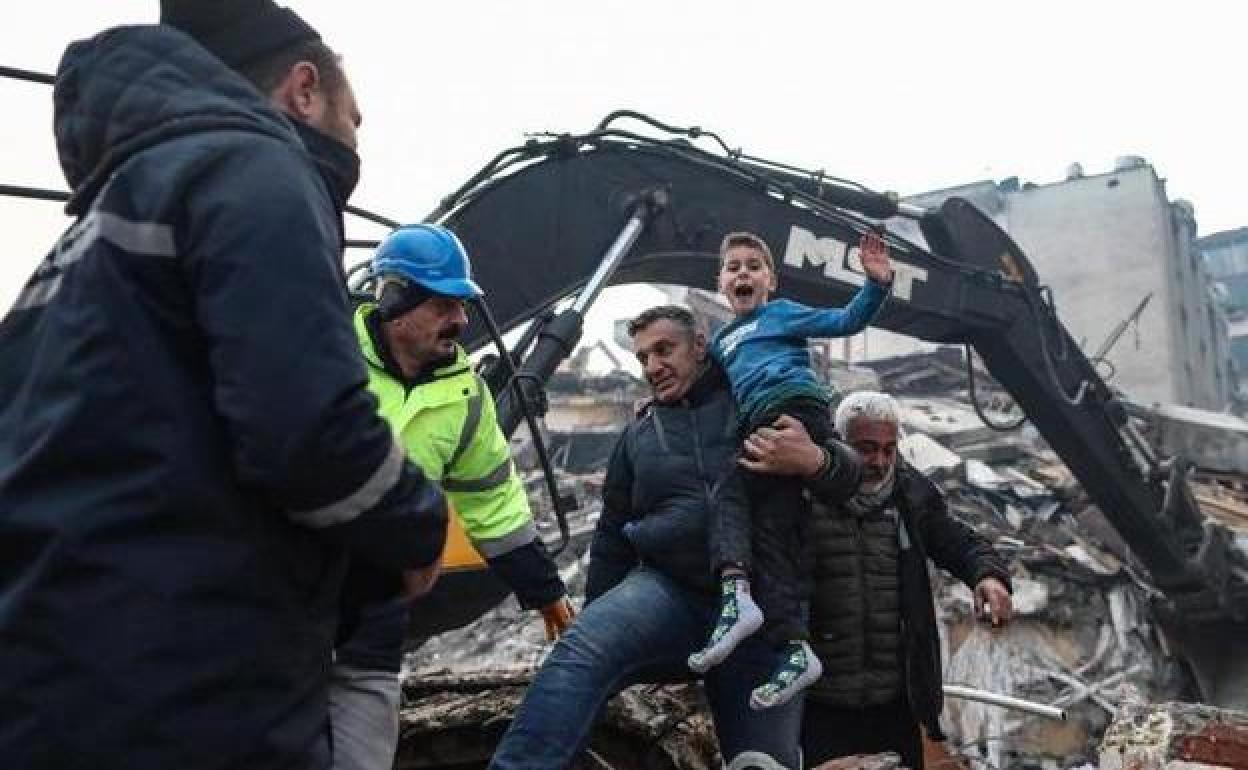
[0,3,447,768]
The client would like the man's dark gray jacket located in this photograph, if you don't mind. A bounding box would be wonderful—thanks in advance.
[586,365,860,601]
[0,25,446,770]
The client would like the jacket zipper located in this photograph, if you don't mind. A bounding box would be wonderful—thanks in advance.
[688,404,712,503]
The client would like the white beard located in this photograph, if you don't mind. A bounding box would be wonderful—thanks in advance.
[859,463,896,494]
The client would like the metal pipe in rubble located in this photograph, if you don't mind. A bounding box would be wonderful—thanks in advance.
[494,190,665,436]
[943,684,1068,721]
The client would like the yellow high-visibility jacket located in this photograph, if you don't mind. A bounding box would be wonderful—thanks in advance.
[354,304,539,572]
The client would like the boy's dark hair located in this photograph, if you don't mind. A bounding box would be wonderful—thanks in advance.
[627,305,699,339]
[719,231,776,271]
[236,39,345,99]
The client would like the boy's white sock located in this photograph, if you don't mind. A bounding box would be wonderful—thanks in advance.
[749,640,823,710]
[688,576,764,673]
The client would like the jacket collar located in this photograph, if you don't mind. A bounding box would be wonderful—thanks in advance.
[668,361,727,408]
[292,120,359,213]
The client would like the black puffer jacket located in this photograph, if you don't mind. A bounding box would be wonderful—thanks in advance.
[586,366,742,599]
[585,365,862,602]
[809,502,904,708]
[0,25,446,770]
[809,463,1012,739]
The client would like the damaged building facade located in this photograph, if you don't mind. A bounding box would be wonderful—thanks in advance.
[1200,226,1248,397]
[891,158,1235,412]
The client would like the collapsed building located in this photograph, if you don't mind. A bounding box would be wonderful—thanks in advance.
[397,345,1248,770]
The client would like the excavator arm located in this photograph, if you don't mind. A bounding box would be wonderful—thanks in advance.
[435,113,1241,625]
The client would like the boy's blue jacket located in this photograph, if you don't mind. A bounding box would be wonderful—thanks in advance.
[711,281,890,421]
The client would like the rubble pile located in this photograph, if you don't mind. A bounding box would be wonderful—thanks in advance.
[1188,473,1248,585]
[397,346,1248,769]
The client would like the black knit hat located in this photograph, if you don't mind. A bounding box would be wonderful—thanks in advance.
[160,0,322,70]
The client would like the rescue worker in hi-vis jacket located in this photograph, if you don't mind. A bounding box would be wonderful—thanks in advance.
[331,224,574,770]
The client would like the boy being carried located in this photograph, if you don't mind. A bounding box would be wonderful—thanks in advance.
[689,230,893,710]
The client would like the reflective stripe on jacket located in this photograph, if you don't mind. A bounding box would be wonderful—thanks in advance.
[335,305,565,671]
[354,304,536,559]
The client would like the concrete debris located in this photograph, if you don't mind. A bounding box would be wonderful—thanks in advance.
[965,458,1010,490]
[1099,702,1248,769]
[899,397,1002,450]
[1191,477,1248,534]
[1126,401,1248,477]
[900,432,963,476]
[813,753,905,770]
[397,345,1248,769]
[397,666,719,769]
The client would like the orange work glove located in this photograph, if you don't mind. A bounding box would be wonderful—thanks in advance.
[539,596,576,641]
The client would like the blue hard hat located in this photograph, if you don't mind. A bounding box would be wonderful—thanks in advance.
[370,223,483,299]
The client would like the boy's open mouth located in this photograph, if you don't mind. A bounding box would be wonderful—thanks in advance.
[733,285,754,298]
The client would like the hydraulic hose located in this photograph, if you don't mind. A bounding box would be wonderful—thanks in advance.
[474,297,572,556]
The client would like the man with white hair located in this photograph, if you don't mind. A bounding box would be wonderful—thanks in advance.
[743,390,1013,768]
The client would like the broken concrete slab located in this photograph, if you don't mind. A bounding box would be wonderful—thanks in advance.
[965,458,1010,490]
[1065,543,1123,577]
[899,432,962,475]
[898,397,1000,448]
[1099,702,1248,770]
[1126,400,1248,477]
[813,753,905,770]
[955,436,1034,464]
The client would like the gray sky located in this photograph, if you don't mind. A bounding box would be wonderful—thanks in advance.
[1,0,1243,352]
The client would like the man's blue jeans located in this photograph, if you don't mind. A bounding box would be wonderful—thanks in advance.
[488,568,802,769]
